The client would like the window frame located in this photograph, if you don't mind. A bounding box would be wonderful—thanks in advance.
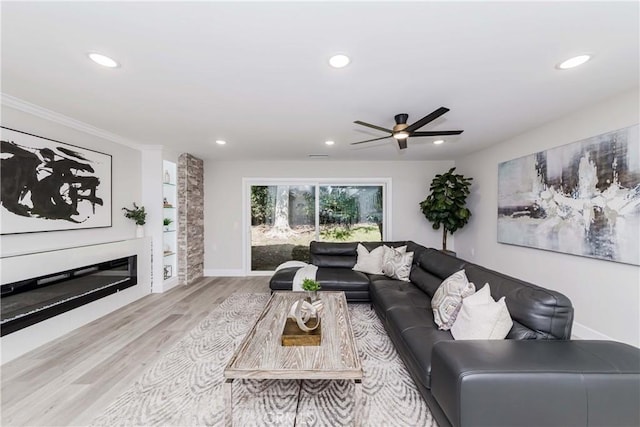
[242,177,392,275]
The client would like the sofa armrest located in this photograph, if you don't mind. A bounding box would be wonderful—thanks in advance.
[430,340,640,427]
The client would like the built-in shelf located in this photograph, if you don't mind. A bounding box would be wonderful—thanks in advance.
[163,160,177,281]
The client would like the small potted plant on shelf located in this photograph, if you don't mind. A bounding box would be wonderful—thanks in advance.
[163,218,173,231]
[122,203,146,237]
[302,278,321,302]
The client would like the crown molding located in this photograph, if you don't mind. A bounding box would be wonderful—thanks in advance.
[0,93,157,151]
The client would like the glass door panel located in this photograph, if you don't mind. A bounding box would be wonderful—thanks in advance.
[319,185,383,242]
[250,185,315,271]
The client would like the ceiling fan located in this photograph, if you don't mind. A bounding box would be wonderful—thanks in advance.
[351,107,463,150]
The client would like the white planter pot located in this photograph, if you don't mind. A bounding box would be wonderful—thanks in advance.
[136,225,144,238]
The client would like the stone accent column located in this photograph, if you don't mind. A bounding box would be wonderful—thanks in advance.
[177,153,204,285]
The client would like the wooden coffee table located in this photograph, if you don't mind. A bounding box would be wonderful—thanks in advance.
[223,291,363,426]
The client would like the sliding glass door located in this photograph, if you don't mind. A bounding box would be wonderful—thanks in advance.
[247,180,388,272]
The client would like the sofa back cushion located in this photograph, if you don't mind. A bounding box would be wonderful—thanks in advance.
[464,264,574,340]
[410,249,468,297]
[410,249,574,340]
[310,241,409,268]
[310,241,358,268]
[360,241,407,252]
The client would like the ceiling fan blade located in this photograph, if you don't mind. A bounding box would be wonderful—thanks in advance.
[354,120,393,133]
[411,130,464,137]
[404,107,450,133]
[397,139,408,150]
[350,135,392,145]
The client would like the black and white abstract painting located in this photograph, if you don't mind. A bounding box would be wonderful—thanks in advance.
[1,127,112,234]
[498,125,639,265]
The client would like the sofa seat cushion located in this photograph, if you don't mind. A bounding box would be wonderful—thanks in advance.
[369,279,431,318]
[370,280,453,389]
[316,267,370,291]
[385,306,453,390]
[270,266,370,292]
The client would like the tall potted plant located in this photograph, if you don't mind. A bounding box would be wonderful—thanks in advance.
[419,167,473,253]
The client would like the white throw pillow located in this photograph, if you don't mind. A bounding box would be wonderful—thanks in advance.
[431,270,476,330]
[451,283,513,340]
[382,247,413,281]
[352,244,385,275]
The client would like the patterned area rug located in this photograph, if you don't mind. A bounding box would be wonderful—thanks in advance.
[92,293,435,426]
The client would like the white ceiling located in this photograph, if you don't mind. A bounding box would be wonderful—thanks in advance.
[2,1,638,161]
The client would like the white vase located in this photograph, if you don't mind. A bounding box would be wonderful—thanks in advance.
[136,225,144,238]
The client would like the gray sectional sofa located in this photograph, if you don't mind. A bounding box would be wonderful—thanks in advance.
[269,240,640,427]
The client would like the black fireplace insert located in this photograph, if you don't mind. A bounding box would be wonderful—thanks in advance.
[1,255,137,336]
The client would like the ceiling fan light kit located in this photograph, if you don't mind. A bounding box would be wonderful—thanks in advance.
[351,107,464,150]
[394,130,409,139]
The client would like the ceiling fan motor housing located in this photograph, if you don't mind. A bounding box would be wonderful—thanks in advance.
[393,113,409,137]
[394,113,409,124]
[393,113,410,137]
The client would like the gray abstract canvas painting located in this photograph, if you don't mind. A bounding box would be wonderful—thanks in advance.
[498,125,639,265]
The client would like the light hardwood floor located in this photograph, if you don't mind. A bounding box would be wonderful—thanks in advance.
[1,276,270,427]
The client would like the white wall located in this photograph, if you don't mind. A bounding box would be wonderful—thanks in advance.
[454,89,640,347]
[1,238,151,363]
[203,160,454,274]
[1,105,144,255]
[1,103,152,362]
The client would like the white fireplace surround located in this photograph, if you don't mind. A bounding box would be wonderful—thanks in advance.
[0,238,151,363]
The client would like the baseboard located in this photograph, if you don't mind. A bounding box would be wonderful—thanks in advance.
[163,276,181,292]
[571,321,614,341]
[204,269,245,277]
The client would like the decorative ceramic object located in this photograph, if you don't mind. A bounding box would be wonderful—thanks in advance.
[288,298,323,332]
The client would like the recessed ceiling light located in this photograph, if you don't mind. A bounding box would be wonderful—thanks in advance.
[325,140,335,146]
[433,139,445,145]
[215,140,226,145]
[88,52,119,68]
[557,54,591,70]
[329,54,350,68]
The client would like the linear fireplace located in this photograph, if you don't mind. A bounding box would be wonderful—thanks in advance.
[1,255,137,336]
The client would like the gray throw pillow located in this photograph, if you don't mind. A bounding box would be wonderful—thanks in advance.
[431,269,475,330]
[382,248,414,281]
